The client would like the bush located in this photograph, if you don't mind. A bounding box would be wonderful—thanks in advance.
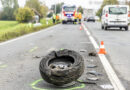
[15,7,34,22]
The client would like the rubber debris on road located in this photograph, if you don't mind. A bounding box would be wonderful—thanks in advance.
[87,71,102,76]
[100,84,114,89]
[88,52,97,56]
[39,49,85,86]
[87,64,97,68]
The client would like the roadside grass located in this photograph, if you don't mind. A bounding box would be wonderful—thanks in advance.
[0,19,58,42]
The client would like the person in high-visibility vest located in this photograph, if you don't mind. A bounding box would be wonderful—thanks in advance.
[56,14,60,22]
[74,12,78,24]
[78,12,82,24]
[52,13,56,24]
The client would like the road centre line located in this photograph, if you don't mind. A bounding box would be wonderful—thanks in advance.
[82,24,125,90]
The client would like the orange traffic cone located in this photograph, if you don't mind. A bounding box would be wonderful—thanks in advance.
[98,41,106,54]
[80,26,82,30]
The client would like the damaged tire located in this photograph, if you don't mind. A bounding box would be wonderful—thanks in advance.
[39,49,84,86]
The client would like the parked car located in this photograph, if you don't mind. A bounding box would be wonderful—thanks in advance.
[95,16,100,21]
[101,5,130,31]
[87,17,95,22]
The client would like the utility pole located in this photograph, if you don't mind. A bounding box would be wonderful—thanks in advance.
[55,3,56,14]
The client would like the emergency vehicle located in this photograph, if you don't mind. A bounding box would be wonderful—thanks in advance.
[61,5,77,24]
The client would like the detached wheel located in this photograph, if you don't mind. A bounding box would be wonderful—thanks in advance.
[39,49,84,86]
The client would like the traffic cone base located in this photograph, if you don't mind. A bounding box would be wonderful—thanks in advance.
[98,48,106,54]
[98,41,106,54]
[80,26,82,30]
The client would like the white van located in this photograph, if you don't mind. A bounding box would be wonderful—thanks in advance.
[101,5,130,30]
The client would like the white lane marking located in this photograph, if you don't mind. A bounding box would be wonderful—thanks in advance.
[82,25,91,35]
[89,36,99,49]
[82,25,99,49]
[0,24,60,46]
[82,24,125,90]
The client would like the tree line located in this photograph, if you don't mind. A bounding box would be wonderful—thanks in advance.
[0,0,48,22]
[96,0,118,17]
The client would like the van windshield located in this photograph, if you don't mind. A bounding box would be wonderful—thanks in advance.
[63,6,76,12]
[109,7,127,15]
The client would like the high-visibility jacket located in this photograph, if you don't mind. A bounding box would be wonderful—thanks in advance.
[56,15,59,20]
[78,13,82,19]
[53,14,56,19]
[74,12,78,19]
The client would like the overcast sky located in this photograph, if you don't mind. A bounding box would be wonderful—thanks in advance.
[0,0,127,10]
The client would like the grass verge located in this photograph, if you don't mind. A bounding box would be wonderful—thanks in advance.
[0,19,59,42]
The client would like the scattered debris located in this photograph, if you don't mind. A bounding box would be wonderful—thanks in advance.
[39,49,84,86]
[33,56,41,58]
[87,71,102,76]
[87,64,97,68]
[100,84,114,89]
[89,52,97,56]
[77,80,96,84]
[80,49,87,52]
[86,59,94,62]
[87,77,99,81]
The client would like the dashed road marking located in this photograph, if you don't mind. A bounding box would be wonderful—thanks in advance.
[82,24,125,90]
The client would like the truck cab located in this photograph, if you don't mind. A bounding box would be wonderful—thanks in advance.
[61,5,76,24]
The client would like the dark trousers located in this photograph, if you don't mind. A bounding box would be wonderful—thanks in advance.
[53,19,55,24]
[79,19,81,24]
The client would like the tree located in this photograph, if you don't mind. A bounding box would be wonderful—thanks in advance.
[77,6,83,14]
[25,0,48,18]
[0,0,19,20]
[96,0,119,17]
[47,12,53,18]
[51,2,64,14]
[15,7,34,22]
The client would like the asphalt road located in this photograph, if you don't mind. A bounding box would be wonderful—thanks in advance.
[84,21,130,90]
[0,24,112,90]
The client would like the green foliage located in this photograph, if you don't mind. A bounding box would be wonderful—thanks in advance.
[77,6,83,14]
[47,12,53,18]
[15,7,35,22]
[96,0,119,17]
[25,0,48,18]
[0,0,19,20]
[51,2,64,14]
[40,5,48,18]
[40,18,53,25]
[0,19,56,42]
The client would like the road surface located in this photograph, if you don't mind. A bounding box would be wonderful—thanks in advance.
[84,21,130,90]
[0,24,112,90]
